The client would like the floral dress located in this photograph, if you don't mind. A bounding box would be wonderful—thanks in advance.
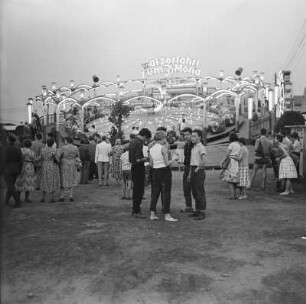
[15,148,37,191]
[279,143,297,179]
[111,145,123,180]
[40,147,60,193]
[59,144,79,188]
[222,141,241,184]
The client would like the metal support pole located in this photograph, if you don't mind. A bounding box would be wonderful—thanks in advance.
[202,99,207,145]
[56,107,60,148]
[80,108,84,132]
[235,96,240,131]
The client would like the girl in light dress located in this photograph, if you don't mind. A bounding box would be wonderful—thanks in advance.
[276,134,297,195]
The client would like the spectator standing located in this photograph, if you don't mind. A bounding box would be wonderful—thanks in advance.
[180,127,194,213]
[222,132,241,199]
[111,138,124,184]
[79,138,90,184]
[174,134,185,171]
[250,128,273,190]
[15,139,38,203]
[88,136,98,181]
[59,137,80,202]
[129,128,152,218]
[187,129,207,220]
[120,146,132,200]
[31,133,45,190]
[291,132,302,178]
[276,134,297,195]
[40,138,60,203]
[149,130,178,221]
[236,137,250,199]
[3,135,22,207]
[95,135,112,186]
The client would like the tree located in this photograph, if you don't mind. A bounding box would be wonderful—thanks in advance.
[275,111,305,134]
[108,100,131,133]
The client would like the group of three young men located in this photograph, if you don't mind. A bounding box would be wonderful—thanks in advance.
[128,127,207,221]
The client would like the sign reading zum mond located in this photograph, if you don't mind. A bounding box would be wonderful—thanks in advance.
[142,56,201,78]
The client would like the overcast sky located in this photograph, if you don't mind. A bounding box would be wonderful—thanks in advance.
[1,0,305,124]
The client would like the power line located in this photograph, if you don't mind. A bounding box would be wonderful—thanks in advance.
[283,17,306,68]
[291,36,306,71]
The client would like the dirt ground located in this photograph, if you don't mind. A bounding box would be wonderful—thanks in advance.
[1,170,306,304]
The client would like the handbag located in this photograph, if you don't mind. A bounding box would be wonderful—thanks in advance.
[75,157,82,171]
[221,156,230,169]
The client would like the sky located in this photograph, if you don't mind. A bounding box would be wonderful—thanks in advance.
[1,0,306,124]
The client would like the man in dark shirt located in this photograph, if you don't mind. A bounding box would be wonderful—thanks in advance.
[129,128,152,218]
[3,135,22,207]
[181,127,194,212]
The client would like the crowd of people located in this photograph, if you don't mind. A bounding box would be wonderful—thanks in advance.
[221,128,301,199]
[1,125,302,222]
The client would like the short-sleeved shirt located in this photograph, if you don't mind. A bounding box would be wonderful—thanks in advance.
[190,142,206,166]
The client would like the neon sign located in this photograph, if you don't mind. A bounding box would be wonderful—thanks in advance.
[142,56,201,78]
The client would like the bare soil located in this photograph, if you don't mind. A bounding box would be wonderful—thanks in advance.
[1,171,306,304]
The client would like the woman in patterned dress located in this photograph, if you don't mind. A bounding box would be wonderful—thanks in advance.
[222,132,241,199]
[15,139,38,203]
[276,134,297,196]
[40,138,60,203]
[111,138,123,184]
[59,137,80,202]
[235,137,250,199]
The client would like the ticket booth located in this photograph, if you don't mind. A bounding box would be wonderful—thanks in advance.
[286,125,306,178]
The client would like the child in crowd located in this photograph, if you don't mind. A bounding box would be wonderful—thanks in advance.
[120,146,132,200]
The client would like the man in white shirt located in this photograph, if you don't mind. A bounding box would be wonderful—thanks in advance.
[187,129,207,220]
[95,136,112,186]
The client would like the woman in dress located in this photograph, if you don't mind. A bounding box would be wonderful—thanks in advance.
[235,137,250,199]
[222,132,241,199]
[15,139,38,203]
[111,138,123,184]
[276,134,297,195]
[59,137,80,202]
[40,138,61,203]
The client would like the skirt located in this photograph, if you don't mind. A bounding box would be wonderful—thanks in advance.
[279,156,297,179]
[238,165,250,188]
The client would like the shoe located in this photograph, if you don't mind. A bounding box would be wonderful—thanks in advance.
[165,214,178,222]
[194,213,206,220]
[228,196,238,200]
[150,213,159,221]
[40,198,45,203]
[289,190,294,194]
[69,197,74,202]
[280,192,290,196]
[180,207,193,213]
[121,196,126,200]
[132,212,146,219]
[59,198,65,202]
[14,202,21,208]
[188,211,200,217]
[238,195,248,200]
[49,199,55,203]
